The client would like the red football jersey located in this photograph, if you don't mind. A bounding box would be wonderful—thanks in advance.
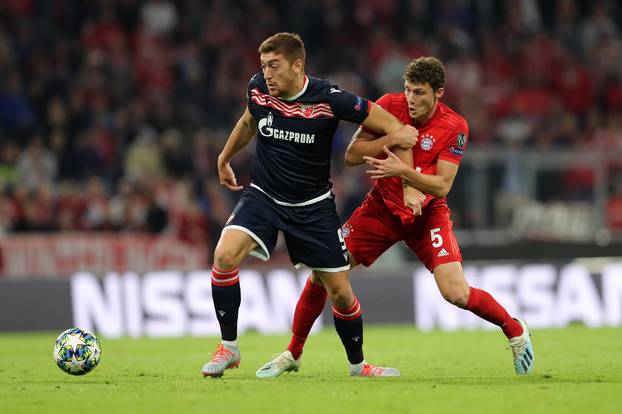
[364,93,469,222]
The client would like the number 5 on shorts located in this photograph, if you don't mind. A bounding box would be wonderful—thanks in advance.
[337,229,347,252]
[337,229,349,262]
[430,227,443,248]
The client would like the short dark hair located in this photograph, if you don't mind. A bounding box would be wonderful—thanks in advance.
[403,57,446,91]
[258,32,306,65]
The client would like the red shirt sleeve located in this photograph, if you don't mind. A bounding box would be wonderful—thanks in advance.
[438,120,469,165]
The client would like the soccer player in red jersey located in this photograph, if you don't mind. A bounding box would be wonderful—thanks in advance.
[257,57,535,377]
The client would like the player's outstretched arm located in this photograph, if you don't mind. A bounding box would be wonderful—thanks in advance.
[217,107,257,191]
[345,128,389,166]
[364,146,459,198]
[345,104,418,166]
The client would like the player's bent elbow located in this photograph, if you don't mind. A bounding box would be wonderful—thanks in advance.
[430,186,450,198]
[344,152,362,167]
[436,189,449,198]
[432,179,453,198]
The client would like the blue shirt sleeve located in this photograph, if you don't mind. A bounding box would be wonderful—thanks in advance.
[326,85,370,124]
[247,72,263,109]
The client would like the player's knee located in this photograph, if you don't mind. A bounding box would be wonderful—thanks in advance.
[213,245,242,270]
[325,285,354,309]
[441,286,469,308]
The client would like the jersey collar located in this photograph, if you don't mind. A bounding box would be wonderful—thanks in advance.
[281,76,309,101]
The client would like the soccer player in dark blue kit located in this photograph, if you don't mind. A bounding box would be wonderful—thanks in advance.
[201,32,420,378]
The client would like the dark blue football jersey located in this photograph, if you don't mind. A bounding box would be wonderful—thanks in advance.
[247,72,371,205]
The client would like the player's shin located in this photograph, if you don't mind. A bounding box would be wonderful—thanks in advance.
[287,277,328,359]
[211,266,241,341]
[202,266,242,377]
[466,287,523,339]
[332,297,364,364]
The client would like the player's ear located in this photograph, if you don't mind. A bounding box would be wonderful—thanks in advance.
[292,58,303,74]
[435,87,445,99]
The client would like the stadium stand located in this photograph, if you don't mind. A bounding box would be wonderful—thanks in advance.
[0,0,621,257]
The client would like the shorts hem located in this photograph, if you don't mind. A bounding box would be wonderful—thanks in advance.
[427,258,462,273]
[222,225,270,261]
[295,263,351,272]
[348,250,374,268]
[250,183,332,206]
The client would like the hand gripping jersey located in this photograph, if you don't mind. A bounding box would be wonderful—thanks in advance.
[247,72,371,205]
[365,93,469,222]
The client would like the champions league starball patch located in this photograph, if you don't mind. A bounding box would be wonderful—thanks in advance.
[456,132,467,148]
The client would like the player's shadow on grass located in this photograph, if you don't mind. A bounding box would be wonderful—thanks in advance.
[29,380,113,385]
[395,375,622,385]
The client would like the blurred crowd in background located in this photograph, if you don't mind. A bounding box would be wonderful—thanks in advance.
[1,0,622,252]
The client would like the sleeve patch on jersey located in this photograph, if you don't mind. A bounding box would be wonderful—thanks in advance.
[449,146,464,156]
[456,132,467,148]
[354,96,363,111]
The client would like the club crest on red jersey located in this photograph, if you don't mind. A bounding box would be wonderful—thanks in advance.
[341,224,352,238]
[420,133,435,151]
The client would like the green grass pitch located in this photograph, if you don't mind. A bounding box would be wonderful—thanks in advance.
[1,325,621,414]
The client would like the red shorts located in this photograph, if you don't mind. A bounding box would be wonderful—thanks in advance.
[342,192,462,272]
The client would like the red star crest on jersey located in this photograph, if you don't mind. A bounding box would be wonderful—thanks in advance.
[301,104,314,118]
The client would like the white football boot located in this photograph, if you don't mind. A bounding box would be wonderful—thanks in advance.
[256,350,301,378]
[509,318,535,375]
[201,344,241,378]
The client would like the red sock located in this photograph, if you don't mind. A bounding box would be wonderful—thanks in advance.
[211,266,240,286]
[332,296,362,320]
[466,287,523,339]
[287,278,328,359]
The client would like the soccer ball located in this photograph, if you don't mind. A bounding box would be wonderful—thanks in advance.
[53,328,102,375]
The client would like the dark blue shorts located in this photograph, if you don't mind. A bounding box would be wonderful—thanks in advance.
[224,186,349,272]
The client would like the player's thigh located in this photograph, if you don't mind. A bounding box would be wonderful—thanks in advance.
[342,196,401,267]
[220,187,280,262]
[309,254,358,287]
[214,227,258,268]
[433,261,470,306]
[347,252,359,268]
[404,208,462,272]
[283,199,349,271]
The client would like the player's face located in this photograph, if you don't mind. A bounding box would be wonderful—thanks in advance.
[260,52,302,98]
[404,81,444,122]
